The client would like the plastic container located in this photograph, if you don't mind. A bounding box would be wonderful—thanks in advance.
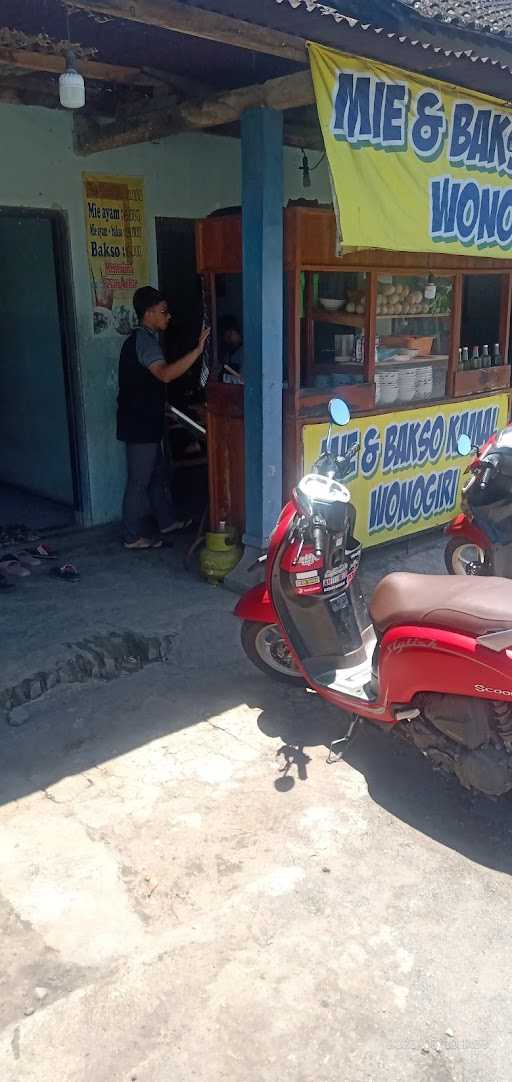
[334,334,354,358]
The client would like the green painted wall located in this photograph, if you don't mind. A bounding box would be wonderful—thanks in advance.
[0,103,331,525]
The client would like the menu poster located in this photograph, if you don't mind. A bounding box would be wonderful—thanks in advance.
[83,173,148,337]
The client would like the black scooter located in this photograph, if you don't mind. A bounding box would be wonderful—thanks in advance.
[445,426,512,576]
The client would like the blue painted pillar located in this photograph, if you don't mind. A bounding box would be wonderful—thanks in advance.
[241,108,284,550]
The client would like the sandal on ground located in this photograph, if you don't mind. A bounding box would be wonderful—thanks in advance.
[49,563,80,580]
[28,544,58,560]
[0,555,31,578]
[123,537,163,550]
[161,518,193,535]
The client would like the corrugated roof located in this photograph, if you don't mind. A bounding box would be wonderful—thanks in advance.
[273,0,512,69]
[275,0,512,37]
[405,1,512,38]
[273,1,367,29]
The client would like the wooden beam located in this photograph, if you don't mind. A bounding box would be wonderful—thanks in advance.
[192,119,323,151]
[74,68,314,154]
[0,47,156,86]
[68,0,307,63]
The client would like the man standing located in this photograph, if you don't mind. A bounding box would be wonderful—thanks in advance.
[117,286,209,549]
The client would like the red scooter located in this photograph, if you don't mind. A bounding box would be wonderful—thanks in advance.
[445,425,512,576]
[236,399,512,797]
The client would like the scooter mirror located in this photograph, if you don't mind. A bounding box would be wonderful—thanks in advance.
[457,433,472,457]
[328,398,351,427]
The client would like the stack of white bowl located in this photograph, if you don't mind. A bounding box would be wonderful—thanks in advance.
[375,371,382,404]
[398,367,416,402]
[376,370,399,405]
[415,365,433,400]
[432,364,447,398]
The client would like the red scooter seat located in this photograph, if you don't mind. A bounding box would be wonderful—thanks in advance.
[370,573,512,638]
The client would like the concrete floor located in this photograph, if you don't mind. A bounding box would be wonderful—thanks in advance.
[1,530,511,1081]
[0,524,445,706]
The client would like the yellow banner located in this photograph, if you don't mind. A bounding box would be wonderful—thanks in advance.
[309,43,512,259]
[303,394,509,548]
[83,173,148,337]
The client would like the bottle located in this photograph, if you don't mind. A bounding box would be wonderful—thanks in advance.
[424,276,437,301]
[458,347,463,369]
[471,346,480,370]
[493,343,502,367]
[481,344,491,369]
[462,346,469,371]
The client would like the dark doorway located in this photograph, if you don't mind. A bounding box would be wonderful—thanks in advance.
[157,217,204,402]
[156,217,207,518]
[0,210,81,531]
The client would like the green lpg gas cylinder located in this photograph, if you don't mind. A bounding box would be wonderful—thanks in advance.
[199,523,242,583]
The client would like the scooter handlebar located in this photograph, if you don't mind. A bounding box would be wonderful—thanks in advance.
[477,455,498,490]
[479,466,493,490]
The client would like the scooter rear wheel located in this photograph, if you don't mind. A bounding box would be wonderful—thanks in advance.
[444,537,489,576]
[240,621,304,684]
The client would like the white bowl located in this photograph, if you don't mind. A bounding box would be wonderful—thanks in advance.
[319,298,345,312]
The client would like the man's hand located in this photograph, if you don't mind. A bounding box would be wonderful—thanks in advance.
[149,326,211,385]
[198,326,210,353]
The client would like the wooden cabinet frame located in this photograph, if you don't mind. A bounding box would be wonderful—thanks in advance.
[196,207,512,525]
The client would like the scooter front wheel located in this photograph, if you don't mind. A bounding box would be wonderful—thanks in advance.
[444,537,489,576]
[240,621,304,684]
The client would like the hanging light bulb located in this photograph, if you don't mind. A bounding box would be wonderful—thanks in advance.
[59,50,85,109]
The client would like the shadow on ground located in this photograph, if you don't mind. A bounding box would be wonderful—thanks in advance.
[1,641,512,880]
[257,690,512,878]
[2,525,510,881]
